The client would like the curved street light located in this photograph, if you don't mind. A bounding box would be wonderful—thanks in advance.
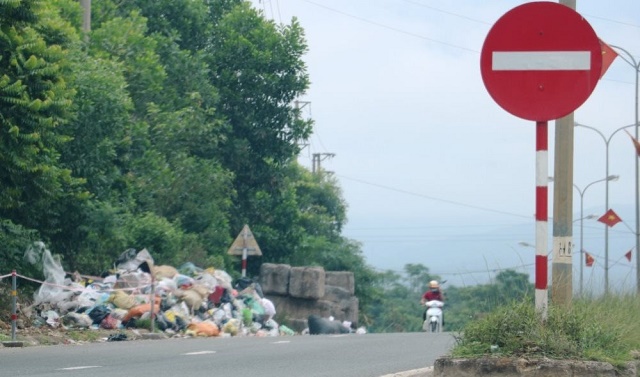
[609,45,640,294]
[573,122,634,294]
[573,175,619,296]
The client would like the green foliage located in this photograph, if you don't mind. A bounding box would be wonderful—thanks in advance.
[452,296,640,367]
[0,0,382,337]
[0,0,84,244]
[206,4,313,251]
[123,212,183,266]
[361,268,534,333]
[0,220,39,275]
[119,0,214,52]
[362,264,441,333]
[445,270,533,331]
[67,201,132,273]
[61,52,132,200]
[89,10,166,115]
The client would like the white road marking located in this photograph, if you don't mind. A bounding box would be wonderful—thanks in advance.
[493,51,591,70]
[272,340,291,344]
[57,366,102,371]
[182,350,217,356]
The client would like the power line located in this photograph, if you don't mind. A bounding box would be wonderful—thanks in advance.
[300,0,479,53]
[336,174,532,220]
[582,13,640,30]
[275,0,283,24]
[399,0,491,26]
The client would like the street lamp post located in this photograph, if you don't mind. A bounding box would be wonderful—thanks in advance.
[573,175,619,296]
[609,45,640,294]
[574,122,634,294]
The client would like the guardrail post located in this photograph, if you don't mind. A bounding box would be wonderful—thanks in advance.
[3,270,23,347]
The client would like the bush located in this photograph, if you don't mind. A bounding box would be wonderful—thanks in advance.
[452,295,640,367]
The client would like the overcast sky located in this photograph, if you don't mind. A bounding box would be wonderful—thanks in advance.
[249,0,640,291]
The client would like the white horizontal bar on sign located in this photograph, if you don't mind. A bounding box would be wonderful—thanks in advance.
[492,51,591,71]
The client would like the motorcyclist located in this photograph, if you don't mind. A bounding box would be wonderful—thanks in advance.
[421,280,444,303]
[421,280,445,327]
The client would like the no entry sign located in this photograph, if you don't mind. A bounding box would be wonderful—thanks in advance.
[480,2,602,121]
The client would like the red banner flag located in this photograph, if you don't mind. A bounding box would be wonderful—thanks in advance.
[599,39,618,79]
[585,252,595,267]
[624,129,640,157]
[598,209,622,227]
[626,250,632,262]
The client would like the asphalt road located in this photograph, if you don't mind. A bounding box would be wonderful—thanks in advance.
[0,332,455,377]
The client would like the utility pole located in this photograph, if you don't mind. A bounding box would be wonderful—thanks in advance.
[294,100,310,152]
[312,153,335,174]
[80,0,91,43]
[80,0,91,32]
[292,100,335,174]
[551,0,576,306]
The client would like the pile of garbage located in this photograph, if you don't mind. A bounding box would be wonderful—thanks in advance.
[22,245,294,338]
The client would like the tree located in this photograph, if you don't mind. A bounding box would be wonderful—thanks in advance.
[405,263,441,295]
[444,270,533,331]
[89,11,167,116]
[0,0,83,242]
[206,4,312,225]
[0,1,388,334]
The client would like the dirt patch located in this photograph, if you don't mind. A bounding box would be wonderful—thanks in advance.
[433,357,639,377]
[1,327,144,347]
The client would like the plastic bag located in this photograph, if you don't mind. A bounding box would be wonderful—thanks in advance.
[62,312,92,329]
[279,325,295,336]
[44,310,60,328]
[178,262,202,276]
[116,248,154,273]
[107,333,128,341]
[100,314,120,330]
[186,321,219,337]
[88,305,111,325]
[213,270,233,291]
[174,274,194,290]
[222,319,240,336]
[24,242,66,304]
[109,290,136,310]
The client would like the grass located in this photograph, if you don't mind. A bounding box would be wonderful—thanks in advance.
[66,330,104,343]
[451,294,640,368]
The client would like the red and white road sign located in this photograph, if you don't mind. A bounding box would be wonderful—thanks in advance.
[480,2,602,121]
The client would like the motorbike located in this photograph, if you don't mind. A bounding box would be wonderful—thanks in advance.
[422,300,444,333]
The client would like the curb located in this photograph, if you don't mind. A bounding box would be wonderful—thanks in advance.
[140,333,166,340]
[380,366,433,377]
[2,341,25,348]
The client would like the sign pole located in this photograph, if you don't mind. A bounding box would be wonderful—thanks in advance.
[480,1,602,318]
[242,227,248,277]
[242,247,247,277]
[227,224,262,278]
[536,121,549,319]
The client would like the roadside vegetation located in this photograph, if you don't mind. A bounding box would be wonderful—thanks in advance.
[452,295,640,368]
[3,1,636,348]
[0,0,541,335]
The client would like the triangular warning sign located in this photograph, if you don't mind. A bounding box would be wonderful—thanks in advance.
[227,224,262,256]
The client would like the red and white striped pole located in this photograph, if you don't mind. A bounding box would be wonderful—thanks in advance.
[241,247,248,278]
[11,270,17,341]
[535,121,549,319]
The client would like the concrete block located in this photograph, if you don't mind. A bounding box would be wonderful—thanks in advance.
[289,267,325,299]
[325,271,355,295]
[260,263,291,295]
